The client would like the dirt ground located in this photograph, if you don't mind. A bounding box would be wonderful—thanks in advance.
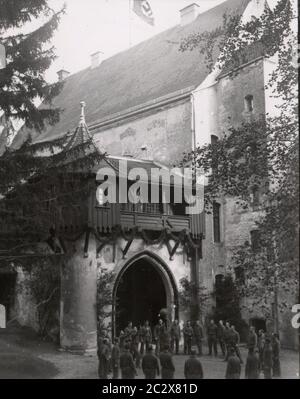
[0,322,299,379]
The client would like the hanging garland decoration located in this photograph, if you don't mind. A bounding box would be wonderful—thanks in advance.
[185,231,203,249]
[59,228,87,242]
[120,226,138,242]
[141,228,166,245]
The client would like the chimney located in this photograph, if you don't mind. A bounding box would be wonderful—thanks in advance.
[180,3,200,26]
[57,69,70,81]
[90,51,104,69]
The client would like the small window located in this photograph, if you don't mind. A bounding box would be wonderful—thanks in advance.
[211,135,219,145]
[244,95,254,112]
[213,202,221,243]
[250,230,260,252]
[234,266,245,284]
[215,274,224,289]
[251,187,260,207]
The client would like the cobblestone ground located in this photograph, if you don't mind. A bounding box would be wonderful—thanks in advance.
[0,324,299,379]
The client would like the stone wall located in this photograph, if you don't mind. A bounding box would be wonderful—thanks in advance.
[92,99,192,165]
[216,61,298,349]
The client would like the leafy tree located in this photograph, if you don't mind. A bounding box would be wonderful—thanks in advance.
[96,267,115,344]
[0,0,65,131]
[179,276,210,321]
[214,274,247,339]
[0,0,74,262]
[180,0,298,323]
[14,256,61,340]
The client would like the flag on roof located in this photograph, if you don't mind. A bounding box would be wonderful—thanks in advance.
[133,0,155,26]
[0,43,6,69]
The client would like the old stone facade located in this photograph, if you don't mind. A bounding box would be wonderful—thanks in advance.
[3,0,297,352]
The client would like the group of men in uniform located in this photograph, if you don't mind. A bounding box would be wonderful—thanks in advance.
[118,319,205,358]
[98,318,282,379]
[226,326,282,379]
[98,339,204,379]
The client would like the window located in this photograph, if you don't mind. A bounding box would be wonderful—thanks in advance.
[244,95,254,112]
[234,266,245,284]
[250,229,260,252]
[211,135,219,175]
[213,202,221,243]
[251,187,260,208]
[211,134,219,145]
[215,274,224,290]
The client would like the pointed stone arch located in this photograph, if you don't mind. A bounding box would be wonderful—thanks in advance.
[112,250,179,337]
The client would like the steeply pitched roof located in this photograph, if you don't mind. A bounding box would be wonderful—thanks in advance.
[63,101,93,151]
[12,0,250,147]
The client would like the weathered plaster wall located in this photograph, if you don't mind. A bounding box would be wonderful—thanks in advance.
[60,236,97,353]
[217,59,266,133]
[12,267,39,331]
[216,62,298,348]
[97,237,191,324]
[93,99,192,165]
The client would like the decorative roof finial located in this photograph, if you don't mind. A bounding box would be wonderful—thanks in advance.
[80,101,86,124]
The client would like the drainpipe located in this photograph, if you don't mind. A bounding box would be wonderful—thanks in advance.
[191,93,196,151]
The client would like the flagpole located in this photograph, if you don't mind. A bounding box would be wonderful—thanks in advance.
[128,0,132,48]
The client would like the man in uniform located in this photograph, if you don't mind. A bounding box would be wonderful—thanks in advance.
[184,348,204,379]
[183,321,193,355]
[217,320,226,357]
[247,326,258,353]
[131,326,140,368]
[245,347,259,379]
[120,344,137,379]
[139,321,152,355]
[207,319,218,356]
[141,345,160,379]
[272,333,281,377]
[230,325,243,363]
[258,329,266,371]
[111,338,120,379]
[225,347,241,379]
[193,320,203,356]
[159,345,175,379]
[263,337,273,379]
[170,319,181,355]
[119,330,125,350]
[154,319,166,356]
[224,321,232,360]
[98,338,111,379]
[124,321,134,348]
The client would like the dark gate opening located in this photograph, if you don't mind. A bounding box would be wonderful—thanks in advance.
[250,318,266,334]
[115,259,167,335]
[0,272,16,321]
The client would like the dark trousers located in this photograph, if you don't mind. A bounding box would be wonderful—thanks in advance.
[144,370,157,379]
[208,337,218,356]
[258,350,264,370]
[132,345,140,367]
[195,337,203,355]
[219,339,226,356]
[121,370,135,379]
[112,367,119,379]
[161,370,174,379]
[155,340,160,356]
[234,345,243,363]
[171,337,179,354]
[140,341,151,355]
[264,368,272,379]
[184,337,192,355]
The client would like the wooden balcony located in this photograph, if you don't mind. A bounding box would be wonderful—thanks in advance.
[90,202,204,239]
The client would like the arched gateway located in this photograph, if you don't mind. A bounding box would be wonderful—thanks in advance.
[112,251,179,337]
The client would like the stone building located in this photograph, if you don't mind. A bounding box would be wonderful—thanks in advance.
[2,0,297,351]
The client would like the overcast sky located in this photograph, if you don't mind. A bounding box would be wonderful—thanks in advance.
[46,0,228,81]
[42,0,284,82]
